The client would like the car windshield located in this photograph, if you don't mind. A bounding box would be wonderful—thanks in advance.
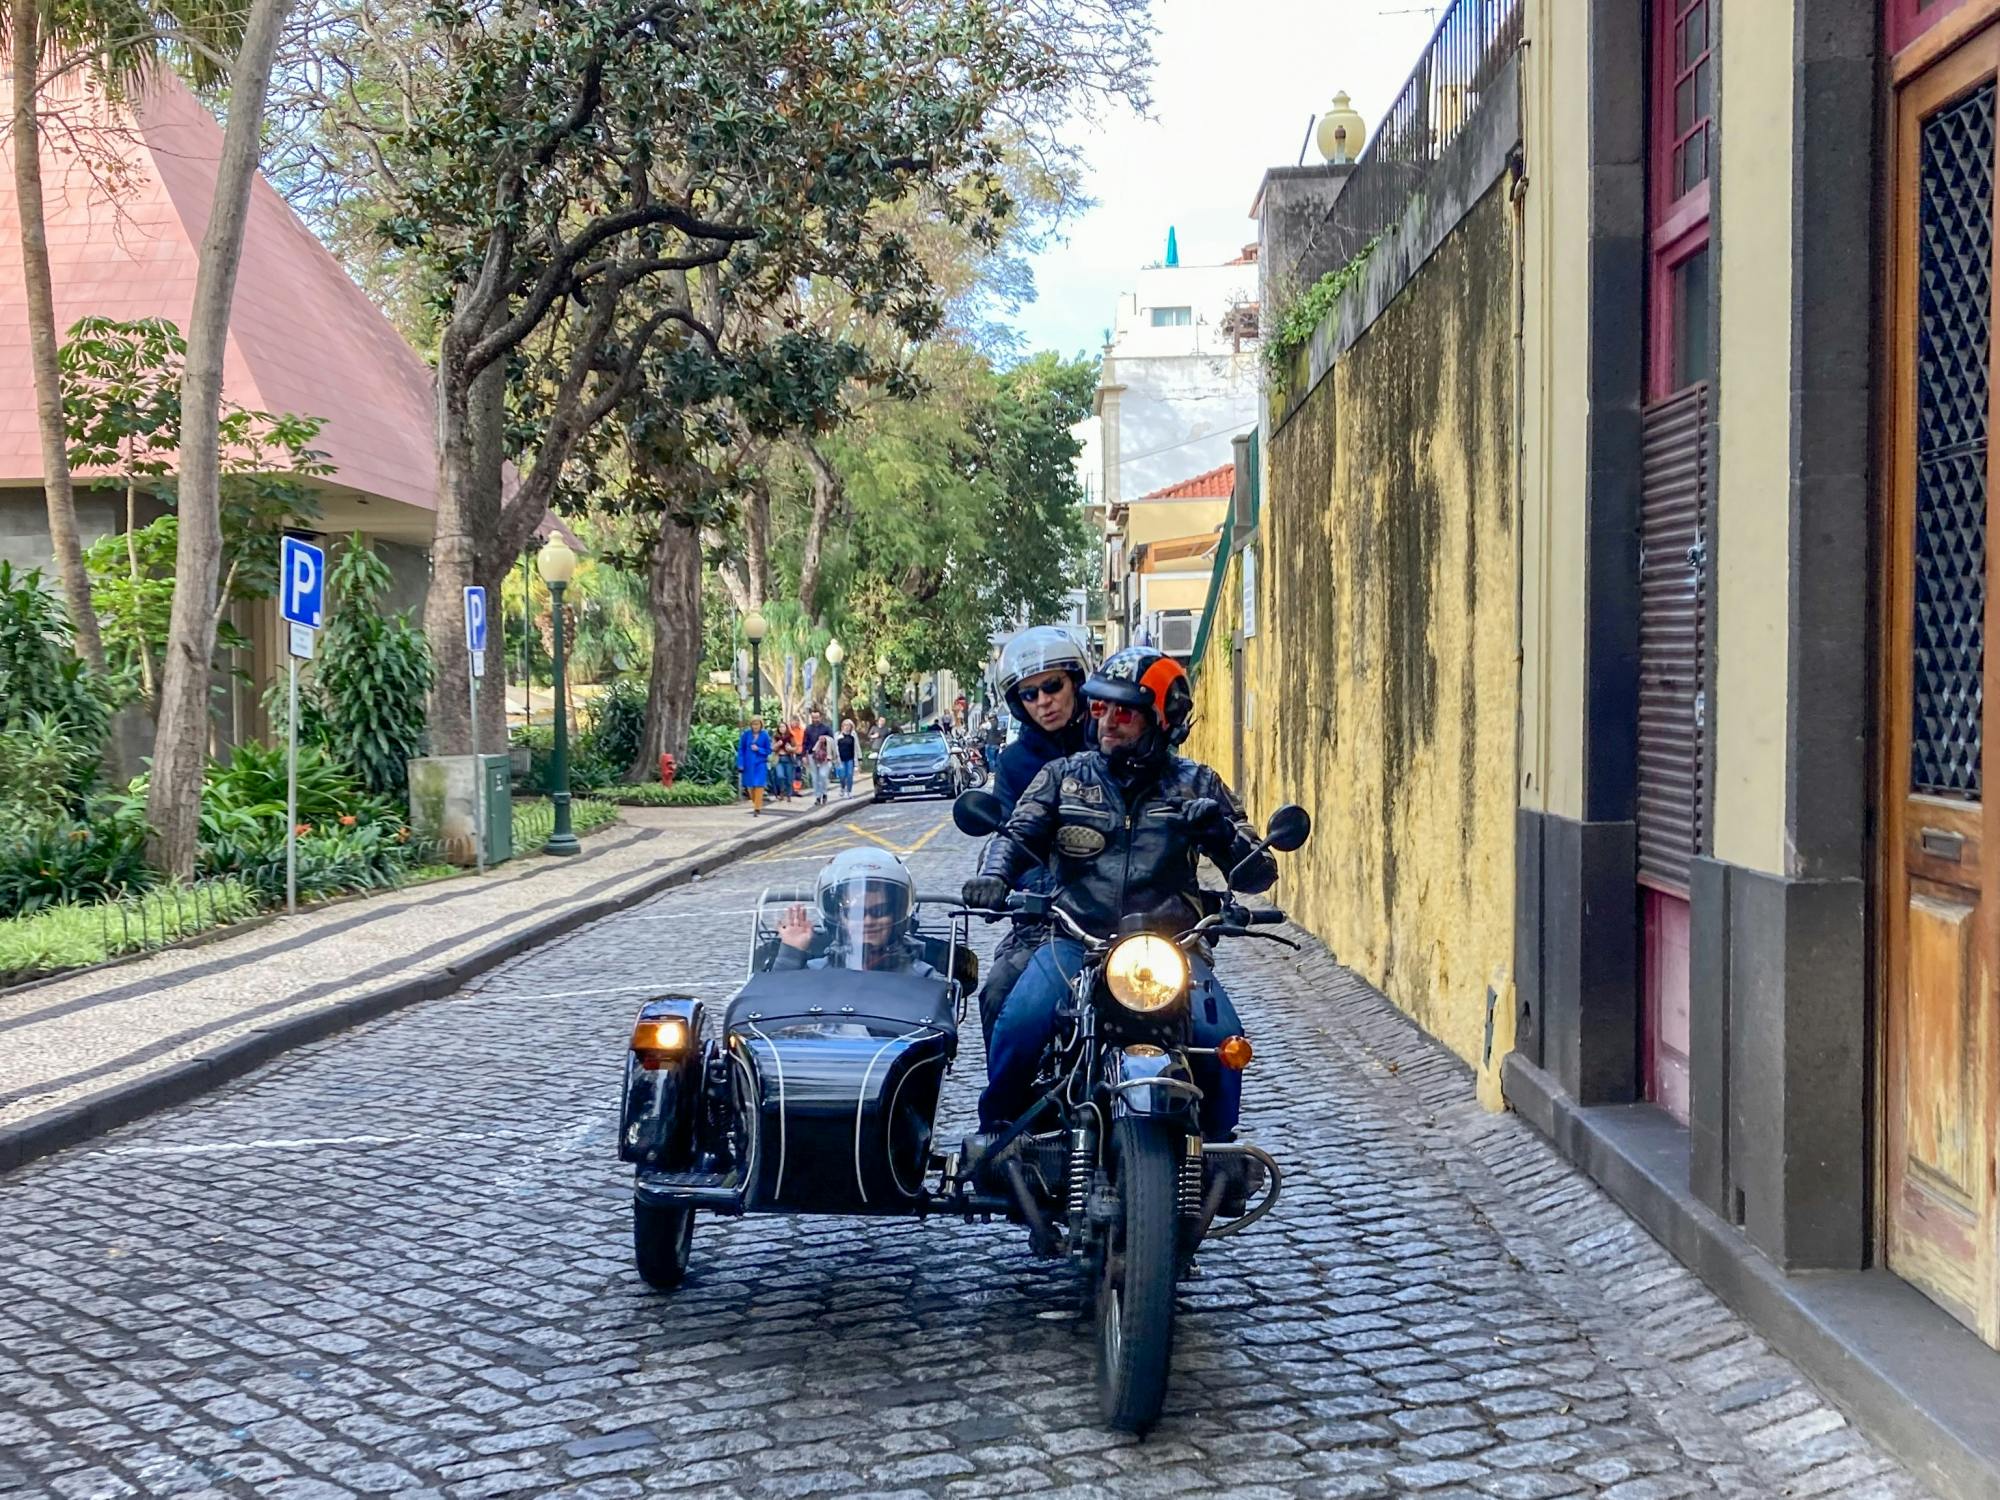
[882,734,944,756]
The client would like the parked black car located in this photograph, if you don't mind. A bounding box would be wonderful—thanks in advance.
[872,731,964,801]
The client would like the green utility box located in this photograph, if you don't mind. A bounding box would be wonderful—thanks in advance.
[409,753,515,866]
[478,753,513,865]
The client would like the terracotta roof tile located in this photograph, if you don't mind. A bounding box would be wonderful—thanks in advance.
[1136,462,1234,501]
[0,77,438,513]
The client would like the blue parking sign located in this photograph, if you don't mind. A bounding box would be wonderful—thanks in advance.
[464,586,487,653]
[280,536,325,628]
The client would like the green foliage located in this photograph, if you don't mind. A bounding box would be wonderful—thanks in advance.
[0,562,114,823]
[605,781,737,807]
[311,536,435,796]
[511,797,618,849]
[683,723,738,785]
[0,806,152,919]
[693,686,743,728]
[1264,237,1385,385]
[579,676,648,781]
[0,715,107,823]
[63,317,331,705]
[0,879,262,986]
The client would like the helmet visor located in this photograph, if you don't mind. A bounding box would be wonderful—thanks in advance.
[825,875,914,971]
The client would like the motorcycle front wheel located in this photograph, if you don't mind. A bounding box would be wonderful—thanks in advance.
[1096,1116,1179,1431]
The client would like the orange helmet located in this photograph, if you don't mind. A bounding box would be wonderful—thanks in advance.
[1083,647,1194,746]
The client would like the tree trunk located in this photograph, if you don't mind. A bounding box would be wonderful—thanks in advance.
[629,517,702,781]
[11,0,106,673]
[146,0,291,876]
[744,476,770,608]
[796,440,839,618]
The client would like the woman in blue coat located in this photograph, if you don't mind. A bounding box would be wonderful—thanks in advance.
[737,716,773,815]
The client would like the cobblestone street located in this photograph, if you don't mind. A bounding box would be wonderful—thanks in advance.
[0,802,1938,1499]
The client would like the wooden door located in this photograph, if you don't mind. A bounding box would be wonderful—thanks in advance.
[1886,30,2000,1349]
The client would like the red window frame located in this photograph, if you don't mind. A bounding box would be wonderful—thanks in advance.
[1648,0,1715,400]
[1886,0,1972,56]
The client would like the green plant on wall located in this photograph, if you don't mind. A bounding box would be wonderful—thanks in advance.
[1263,234,1387,396]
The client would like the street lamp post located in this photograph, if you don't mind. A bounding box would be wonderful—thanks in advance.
[824,637,844,720]
[538,537,581,857]
[744,608,768,717]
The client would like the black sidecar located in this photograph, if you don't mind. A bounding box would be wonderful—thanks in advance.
[617,891,974,1287]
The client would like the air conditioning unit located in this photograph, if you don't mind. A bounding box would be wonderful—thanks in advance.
[1154,610,1197,658]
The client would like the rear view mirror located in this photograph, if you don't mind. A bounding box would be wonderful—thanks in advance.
[1265,804,1311,852]
[954,788,1007,837]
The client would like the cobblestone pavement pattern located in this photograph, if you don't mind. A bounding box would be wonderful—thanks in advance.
[0,802,1938,1499]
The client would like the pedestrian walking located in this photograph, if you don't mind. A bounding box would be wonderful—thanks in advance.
[736,717,772,815]
[836,718,858,797]
[803,708,834,806]
[774,721,797,800]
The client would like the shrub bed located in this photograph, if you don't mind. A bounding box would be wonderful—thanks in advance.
[604,781,738,808]
[0,879,261,986]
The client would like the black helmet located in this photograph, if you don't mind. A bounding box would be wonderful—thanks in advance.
[997,625,1095,727]
[1083,646,1194,747]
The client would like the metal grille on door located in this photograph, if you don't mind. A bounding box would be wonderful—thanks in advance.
[1911,82,1995,798]
[1637,386,1709,893]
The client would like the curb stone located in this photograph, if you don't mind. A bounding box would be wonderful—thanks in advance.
[0,795,861,1177]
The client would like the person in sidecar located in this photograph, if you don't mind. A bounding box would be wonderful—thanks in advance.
[962,646,1275,1144]
[771,846,938,977]
[971,625,1099,1046]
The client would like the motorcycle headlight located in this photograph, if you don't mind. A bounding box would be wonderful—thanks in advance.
[1103,934,1189,1014]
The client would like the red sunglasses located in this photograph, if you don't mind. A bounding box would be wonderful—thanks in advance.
[1089,700,1145,724]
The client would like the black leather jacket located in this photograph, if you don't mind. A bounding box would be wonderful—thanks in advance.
[978,752,1276,938]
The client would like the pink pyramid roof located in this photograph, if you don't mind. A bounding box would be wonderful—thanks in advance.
[0,77,437,513]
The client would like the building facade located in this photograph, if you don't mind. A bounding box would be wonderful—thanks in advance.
[1072,250,1260,650]
[1185,1,2000,1489]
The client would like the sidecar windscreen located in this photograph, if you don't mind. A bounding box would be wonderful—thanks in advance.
[752,877,925,975]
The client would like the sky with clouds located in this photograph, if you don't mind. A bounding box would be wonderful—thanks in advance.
[1003,0,1443,358]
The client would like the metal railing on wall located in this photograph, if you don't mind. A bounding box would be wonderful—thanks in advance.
[1323,0,1523,267]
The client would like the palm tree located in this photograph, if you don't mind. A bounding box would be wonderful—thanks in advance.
[2,0,240,674]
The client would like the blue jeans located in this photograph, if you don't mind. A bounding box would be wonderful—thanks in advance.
[837,759,855,793]
[979,938,1244,1139]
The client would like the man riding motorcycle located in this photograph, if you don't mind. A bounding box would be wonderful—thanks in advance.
[962,646,1276,1143]
[972,625,1097,1046]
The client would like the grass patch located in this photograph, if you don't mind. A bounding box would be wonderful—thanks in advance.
[511,797,619,850]
[602,781,739,808]
[0,879,261,985]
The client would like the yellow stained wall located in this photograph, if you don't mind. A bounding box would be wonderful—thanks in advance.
[1190,184,1519,1070]
[1711,0,1795,877]
[1141,572,1212,612]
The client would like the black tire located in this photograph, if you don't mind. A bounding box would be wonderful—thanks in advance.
[1097,1116,1180,1432]
[633,1198,694,1290]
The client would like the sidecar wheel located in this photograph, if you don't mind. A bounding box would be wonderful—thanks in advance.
[633,1198,694,1291]
[1096,1118,1179,1433]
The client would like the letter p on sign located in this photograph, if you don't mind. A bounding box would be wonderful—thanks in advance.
[280,536,325,629]
[464,586,487,652]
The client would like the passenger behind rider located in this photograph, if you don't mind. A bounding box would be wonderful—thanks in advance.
[962,647,1276,1144]
[770,847,937,976]
[973,625,1096,1046]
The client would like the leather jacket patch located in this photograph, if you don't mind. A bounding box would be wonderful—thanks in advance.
[1055,823,1108,858]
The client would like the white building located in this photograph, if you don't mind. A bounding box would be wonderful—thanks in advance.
[1071,239,1261,649]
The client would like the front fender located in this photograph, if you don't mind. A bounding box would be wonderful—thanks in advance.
[1104,1045,1201,1120]
[619,996,705,1166]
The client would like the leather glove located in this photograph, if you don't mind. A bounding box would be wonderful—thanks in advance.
[1180,796,1233,840]
[962,875,1010,911]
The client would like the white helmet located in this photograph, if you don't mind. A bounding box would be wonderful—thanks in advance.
[814,846,917,962]
[997,625,1095,726]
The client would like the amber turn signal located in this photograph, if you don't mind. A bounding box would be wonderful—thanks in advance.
[1217,1035,1254,1071]
[631,1015,691,1069]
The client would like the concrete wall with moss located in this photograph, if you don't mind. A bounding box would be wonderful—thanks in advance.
[1190,182,1517,1070]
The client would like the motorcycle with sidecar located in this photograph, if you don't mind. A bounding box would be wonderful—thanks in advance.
[615,791,1311,1431]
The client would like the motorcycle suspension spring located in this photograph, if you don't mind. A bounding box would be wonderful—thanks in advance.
[1178,1145,1205,1218]
[1067,1127,1094,1220]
